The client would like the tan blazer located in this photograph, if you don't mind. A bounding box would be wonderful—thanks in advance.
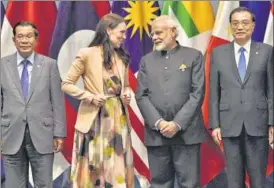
[61,46,131,133]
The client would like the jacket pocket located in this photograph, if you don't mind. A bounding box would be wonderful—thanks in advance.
[257,102,268,110]
[44,118,54,127]
[1,119,10,127]
[219,104,230,111]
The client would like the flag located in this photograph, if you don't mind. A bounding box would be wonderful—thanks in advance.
[162,1,214,54]
[1,2,4,27]
[205,1,273,187]
[264,2,273,46]
[112,2,160,186]
[49,1,111,186]
[1,1,57,57]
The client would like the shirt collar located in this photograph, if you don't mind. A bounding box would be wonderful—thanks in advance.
[234,39,251,53]
[17,52,35,66]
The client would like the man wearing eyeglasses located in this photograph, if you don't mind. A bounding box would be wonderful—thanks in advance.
[209,7,273,188]
[1,21,66,188]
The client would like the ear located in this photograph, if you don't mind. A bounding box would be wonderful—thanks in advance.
[251,22,255,30]
[171,27,177,37]
[106,27,112,36]
[12,36,16,43]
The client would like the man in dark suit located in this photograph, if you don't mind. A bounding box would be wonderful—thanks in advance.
[136,15,208,188]
[209,7,273,188]
[1,21,66,188]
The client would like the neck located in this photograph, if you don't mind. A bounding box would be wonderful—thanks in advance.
[166,41,177,51]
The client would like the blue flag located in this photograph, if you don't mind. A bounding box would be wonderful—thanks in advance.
[240,1,272,42]
[1,2,5,26]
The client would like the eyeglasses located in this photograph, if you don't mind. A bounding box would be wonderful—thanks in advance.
[15,34,35,41]
[231,21,252,28]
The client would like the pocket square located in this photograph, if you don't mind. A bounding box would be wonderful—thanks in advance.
[178,63,187,71]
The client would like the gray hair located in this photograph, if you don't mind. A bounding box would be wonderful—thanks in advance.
[152,15,179,38]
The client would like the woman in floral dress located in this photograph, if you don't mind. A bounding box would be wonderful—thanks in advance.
[62,13,134,188]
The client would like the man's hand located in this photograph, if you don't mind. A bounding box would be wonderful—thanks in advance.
[160,121,179,138]
[53,138,64,153]
[269,126,274,145]
[212,128,222,146]
[157,120,169,131]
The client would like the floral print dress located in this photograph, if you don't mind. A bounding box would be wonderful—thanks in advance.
[70,67,134,188]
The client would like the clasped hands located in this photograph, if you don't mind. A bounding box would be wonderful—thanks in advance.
[84,92,131,107]
[157,120,180,138]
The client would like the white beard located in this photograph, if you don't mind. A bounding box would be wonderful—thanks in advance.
[154,43,167,51]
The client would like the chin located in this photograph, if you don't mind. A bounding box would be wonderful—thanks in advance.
[114,44,121,49]
[235,37,248,41]
[154,45,166,51]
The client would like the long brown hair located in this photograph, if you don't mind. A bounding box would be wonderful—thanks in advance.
[89,13,129,69]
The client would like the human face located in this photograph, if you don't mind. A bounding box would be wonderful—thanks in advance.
[108,22,127,48]
[150,21,177,51]
[230,11,255,45]
[13,25,37,58]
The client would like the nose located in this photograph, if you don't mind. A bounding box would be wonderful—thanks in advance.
[19,37,30,43]
[123,33,126,40]
[237,24,244,30]
[152,34,157,41]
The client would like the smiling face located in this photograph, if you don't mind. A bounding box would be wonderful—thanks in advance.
[150,21,177,51]
[13,25,37,58]
[230,11,255,45]
[107,22,127,48]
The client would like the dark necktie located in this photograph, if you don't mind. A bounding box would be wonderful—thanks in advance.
[20,59,30,100]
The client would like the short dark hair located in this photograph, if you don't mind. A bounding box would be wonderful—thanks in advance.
[229,7,256,23]
[13,21,39,37]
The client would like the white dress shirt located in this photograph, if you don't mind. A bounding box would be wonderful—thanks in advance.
[17,52,34,88]
[234,39,251,68]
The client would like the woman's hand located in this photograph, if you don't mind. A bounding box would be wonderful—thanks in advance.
[84,94,106,107]
[121,91,131,105]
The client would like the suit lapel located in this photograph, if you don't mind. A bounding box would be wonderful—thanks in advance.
[6,53,25,100]
[27,54,44,103]
[228,43,242,84]
[243,41,258,84]
[113,53,125,88]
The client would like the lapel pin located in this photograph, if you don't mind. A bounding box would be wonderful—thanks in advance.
[256,52,258,54]
[179,63,187,71]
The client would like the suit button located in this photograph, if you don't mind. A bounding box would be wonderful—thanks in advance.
[240,101,243,103]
